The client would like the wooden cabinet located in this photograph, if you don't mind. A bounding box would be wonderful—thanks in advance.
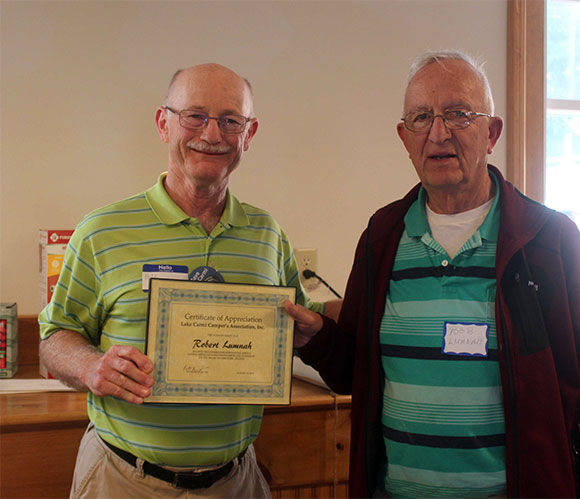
[0,317,351,498]
[255,384,351,497]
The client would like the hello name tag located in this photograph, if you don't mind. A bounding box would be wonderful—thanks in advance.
[142,264,189,292]
[442,322,489,357]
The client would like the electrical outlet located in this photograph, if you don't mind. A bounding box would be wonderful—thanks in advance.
[295,248,318,290]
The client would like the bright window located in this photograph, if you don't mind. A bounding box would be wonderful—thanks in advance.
[546,0,580,226]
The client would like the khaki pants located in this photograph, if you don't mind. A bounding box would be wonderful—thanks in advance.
[70,424,271,498]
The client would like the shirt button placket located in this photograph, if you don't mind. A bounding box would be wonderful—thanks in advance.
[203,237,209,267]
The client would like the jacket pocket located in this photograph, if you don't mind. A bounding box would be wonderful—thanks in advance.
[501,250,550,356]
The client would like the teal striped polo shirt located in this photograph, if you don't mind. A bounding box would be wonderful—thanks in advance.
[379,177,506,497]
[39,173,322,466]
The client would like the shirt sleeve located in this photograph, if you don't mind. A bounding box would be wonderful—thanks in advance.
[38,223,103,345]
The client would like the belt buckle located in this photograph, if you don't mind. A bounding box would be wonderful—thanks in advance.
[172,470,205,490]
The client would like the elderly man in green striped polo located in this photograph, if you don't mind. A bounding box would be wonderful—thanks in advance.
[38,64,327,498]
[286,50,580,498]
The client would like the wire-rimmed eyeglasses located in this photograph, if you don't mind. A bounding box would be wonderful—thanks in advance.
[402,109,492,133]
[164,106,252,134]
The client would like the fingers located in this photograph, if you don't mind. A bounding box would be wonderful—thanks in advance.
[285,301,323,331]
[87,346,155,404]
[116,346,154,379]
[284,301,323,348]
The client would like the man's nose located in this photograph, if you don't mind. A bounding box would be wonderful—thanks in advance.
[428,115,452,143]
[199,117,222,143]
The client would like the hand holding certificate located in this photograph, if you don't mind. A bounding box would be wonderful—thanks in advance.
[145,279,296,405]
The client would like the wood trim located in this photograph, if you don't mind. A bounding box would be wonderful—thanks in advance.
[1,383,351,497]
[506,0,546,202]
[17,314,40,367]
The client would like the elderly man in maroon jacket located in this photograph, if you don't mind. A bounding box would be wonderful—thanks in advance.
[286,50,580,498]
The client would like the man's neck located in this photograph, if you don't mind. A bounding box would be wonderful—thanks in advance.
[164,174,228,235]
[426,178,496,215]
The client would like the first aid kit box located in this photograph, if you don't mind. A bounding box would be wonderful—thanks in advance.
[39,229,74,309]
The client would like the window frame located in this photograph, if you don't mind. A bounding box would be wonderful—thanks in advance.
[506,0,546,202]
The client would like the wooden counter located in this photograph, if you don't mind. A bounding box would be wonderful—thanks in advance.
[0,317,351,498]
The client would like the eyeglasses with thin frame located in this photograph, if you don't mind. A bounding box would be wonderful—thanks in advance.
[164,106,252,134]
[402,109,492,133]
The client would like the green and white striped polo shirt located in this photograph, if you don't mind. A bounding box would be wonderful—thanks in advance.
[379,178,506,497]
[39,173,322,466]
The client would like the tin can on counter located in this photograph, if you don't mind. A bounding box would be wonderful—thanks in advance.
[0,303,18,378]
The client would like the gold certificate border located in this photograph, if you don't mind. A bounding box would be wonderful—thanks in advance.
[145,279,296,405]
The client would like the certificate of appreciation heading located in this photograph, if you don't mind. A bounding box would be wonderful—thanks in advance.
[145,278,296,405]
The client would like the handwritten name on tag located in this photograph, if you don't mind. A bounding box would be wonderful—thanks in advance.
[442,322,489,357]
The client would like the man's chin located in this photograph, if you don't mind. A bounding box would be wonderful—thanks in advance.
[422,170,463,189]
[183,161,239,184]
[185,156,230,170]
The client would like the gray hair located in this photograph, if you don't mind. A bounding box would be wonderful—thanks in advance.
[404,50,495,115]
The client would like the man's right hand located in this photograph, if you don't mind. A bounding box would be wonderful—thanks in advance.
[84,345,154,404]
[40,330,154,405]
[284,301,324,348]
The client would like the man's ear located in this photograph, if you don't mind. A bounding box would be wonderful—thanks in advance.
[155,107,170,143]
[397,121,411,155]
[487,116,503,154]
[243,119,259,151]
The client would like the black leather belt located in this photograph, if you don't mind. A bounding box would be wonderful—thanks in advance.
[102,438,246,490]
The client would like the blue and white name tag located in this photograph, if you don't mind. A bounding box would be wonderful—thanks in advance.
[442,322,489,357]
[189,266,225,283]
[142,264,189,292]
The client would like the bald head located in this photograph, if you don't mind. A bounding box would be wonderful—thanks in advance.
[164,64,254,117]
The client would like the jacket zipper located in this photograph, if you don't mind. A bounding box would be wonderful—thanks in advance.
[500,283,519,497]
[364,215,376,496]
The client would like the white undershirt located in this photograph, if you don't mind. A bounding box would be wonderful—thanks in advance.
[426,197,494,259]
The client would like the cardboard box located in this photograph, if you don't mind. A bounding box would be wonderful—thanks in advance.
[39,230,73,378]
[0,303,18,378]
[39,229,74,309]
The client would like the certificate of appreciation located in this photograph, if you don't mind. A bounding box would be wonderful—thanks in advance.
[145,278,296,405]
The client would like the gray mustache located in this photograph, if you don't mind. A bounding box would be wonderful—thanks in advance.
[187,141,231,154]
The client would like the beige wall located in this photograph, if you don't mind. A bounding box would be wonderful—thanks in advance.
[1,1,507,314]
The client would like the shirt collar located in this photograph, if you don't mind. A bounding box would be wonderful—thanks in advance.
[477,171,501,242]
[404,187,430,237]
[404,170,501,242]
[221,189,250,228]
[145,173,250,228]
